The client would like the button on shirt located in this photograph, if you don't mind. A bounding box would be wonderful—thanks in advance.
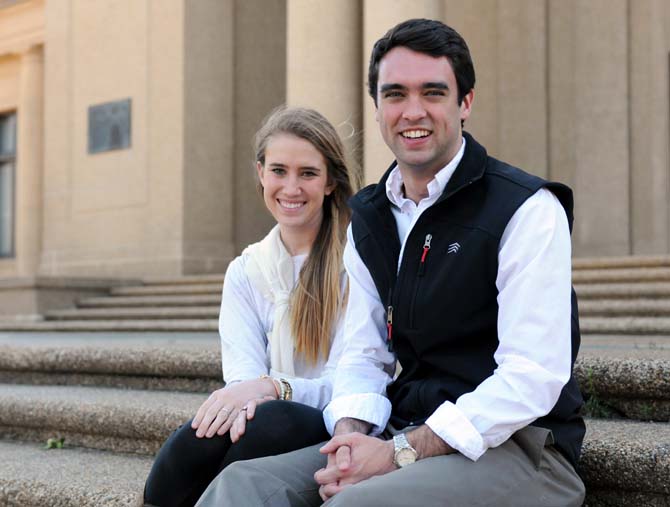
[323,138,573,461]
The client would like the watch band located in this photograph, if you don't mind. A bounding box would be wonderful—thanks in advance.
[393,433,418,467]
[277,378,293,401]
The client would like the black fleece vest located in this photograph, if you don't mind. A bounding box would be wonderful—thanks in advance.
[350,133,585,468]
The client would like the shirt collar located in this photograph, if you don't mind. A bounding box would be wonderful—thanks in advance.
[385,137,467,209]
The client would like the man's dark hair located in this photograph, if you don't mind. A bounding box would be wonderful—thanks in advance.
[368,18,476,106]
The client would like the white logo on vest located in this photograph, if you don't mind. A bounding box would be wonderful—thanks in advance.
[447,242,461,254]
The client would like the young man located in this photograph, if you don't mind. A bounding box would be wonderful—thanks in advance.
[196,18,585,507]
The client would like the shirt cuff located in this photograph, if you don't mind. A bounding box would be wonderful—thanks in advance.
[288,377,332,411]
[425,401,486,461]
[323,393,391,436]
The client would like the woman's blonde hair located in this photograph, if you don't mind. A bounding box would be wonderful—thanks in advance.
[255,106,356,365]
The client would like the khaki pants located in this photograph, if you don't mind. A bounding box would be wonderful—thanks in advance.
[195,425,585,507]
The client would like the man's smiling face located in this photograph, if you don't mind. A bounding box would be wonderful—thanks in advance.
[375,46,473,177]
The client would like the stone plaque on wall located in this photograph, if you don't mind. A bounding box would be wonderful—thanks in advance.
[88,98,131,154]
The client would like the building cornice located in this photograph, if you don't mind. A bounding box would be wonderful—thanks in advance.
[0,0,44,56]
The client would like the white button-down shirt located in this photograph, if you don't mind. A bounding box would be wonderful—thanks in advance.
[323,138,573,461]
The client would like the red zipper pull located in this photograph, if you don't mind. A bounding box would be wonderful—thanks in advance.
[419,233,432,275]
[386,305,394,352]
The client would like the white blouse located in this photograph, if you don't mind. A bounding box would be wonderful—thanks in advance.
[218,252,346,410]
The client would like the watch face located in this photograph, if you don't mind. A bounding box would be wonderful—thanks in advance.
[395,448,417,467]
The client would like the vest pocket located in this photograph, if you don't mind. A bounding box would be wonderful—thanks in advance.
[408,233,432,329]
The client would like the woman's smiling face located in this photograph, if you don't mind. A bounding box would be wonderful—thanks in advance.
[257,133,334,239]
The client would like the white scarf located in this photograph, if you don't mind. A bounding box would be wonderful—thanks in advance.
[243,225,297,378]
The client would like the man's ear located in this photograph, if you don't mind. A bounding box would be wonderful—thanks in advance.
[460,89,474,122]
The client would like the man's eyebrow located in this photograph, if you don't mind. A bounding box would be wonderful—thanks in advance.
[379,83,406,93]
[422,82,449,90]
[379,82,450,93]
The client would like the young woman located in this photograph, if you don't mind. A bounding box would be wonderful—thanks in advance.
[144,106,355,507]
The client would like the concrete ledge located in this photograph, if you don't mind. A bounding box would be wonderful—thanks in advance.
[110,284,222,297]
[78,294,221,308]
[580,299,670,317]
[0,343,221,378]
[581,317,670,335]
[0,371,220,393]
[573,255,670,270]
[575,356,670,421]
[576,283,670,299]
[0,384,205,454]
[0,277,136,319]
[142,273,225,286]
[0,319,219,331]
[585,490,670,507]
[581,419,670,499]
[576,356,670,399]
[0,440,150,506]
[0,277,138,290]
[573,267,670,283]
[45,306,220,321]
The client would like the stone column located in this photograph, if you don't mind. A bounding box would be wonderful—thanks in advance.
[233,0,287,251]
[287,0,362,178]
[495,0,547,177]
[444,0,547,175]
[549,0,630,256]
[182,0,235,273]
[15,44,44,277]
[629,0,670,254]
[362,0,443,184]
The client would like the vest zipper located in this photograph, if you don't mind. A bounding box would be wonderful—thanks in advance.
[409,233,432,328]
[386,288,394,352]
[418,234,432,276]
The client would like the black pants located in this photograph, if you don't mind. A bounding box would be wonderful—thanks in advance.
[143,400,329,507]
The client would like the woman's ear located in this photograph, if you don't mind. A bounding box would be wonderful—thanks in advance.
[325,179,336,196]
[256,161,264,186]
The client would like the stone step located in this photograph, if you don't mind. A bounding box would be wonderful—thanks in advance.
[575,282,670,299]
[573,255,670,270]
[110,283,222,297]
[575,355,670,421]
[0,340,221,393]
[581,418,670,506]
[45,306,220,321]
[0,384,205,455]
[580,299,670,317]
[581,316,670,335]
[78,294,221,308]
[141,273,226,286]
[0,334,666,418]
[0,439,152,507]
[0,419,666,507]
[573,267,670,283]
[0,319,218,332]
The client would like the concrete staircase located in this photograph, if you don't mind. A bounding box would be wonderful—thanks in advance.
[0,333,219,506]
[0,275,224,332]
[0,261,668,506]
[575,255,670,335]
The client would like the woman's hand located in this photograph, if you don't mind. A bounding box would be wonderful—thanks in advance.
[191,378,277,438]
[229,395,275,443]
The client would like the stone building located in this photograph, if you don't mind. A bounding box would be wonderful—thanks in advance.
[1,0,669,310]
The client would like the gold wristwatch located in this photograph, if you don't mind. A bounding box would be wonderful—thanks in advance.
[393,433,418,468]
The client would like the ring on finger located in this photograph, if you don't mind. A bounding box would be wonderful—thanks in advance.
[219,407,231,416]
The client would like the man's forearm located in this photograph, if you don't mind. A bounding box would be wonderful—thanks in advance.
[406,424,455,459]
[334,417,372,436]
